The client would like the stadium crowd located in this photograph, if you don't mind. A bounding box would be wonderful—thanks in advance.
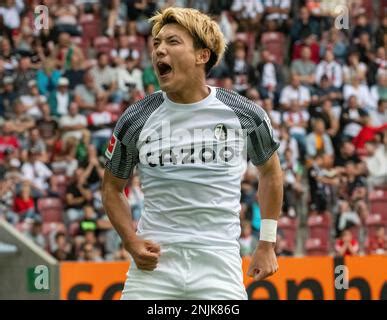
[0,0,386,261]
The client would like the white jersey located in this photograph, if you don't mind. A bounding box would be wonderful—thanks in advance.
[105,86,279,249]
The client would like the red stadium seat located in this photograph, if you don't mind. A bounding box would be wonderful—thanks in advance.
[307,212,331,240]
[305,237,330,256]
[365,214,386,238]
[94,36,115,55]
[278,216,298,253]
[37,198,64,223]
[80,14,101,45]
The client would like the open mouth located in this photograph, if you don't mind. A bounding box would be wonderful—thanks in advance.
[157,62,172,77]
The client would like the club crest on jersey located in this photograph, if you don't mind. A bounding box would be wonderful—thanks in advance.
[105,133,117,160]
[214,124,227,140]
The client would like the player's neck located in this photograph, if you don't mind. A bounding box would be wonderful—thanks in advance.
[166,84,210,104]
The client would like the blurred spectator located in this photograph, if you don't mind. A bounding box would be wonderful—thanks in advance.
[24,218,46,249]
[282,148,303,217]
[261,97,280,137]
[369,99,387,127]
[0,37,18,73]
[312,75,342,117]
[13,181,38,221]
[352,116,387,150]
[315,49,343,88]
[335,199,361,237]
[343,76,374,111]
[112,242,131,261]
[290,6,320,43]
[59,102,87,142]
[230,0,263,30]
[1,76,18,118]
[48,77,72,117]
[370,71,387,108]
[36,58,62,96]
[280,73,311,110]
[36,102,59,149]
[19,80,45,120]
[116,56,145,101]
[238,219,257,257]
[87,93,117,154]
[73,71,99,114]
[335,228,360,257]
[65,167,93,225]
[339,95,368,140]
[0,121,20,162]
[228,42,256,95]
[14,56,36,95]
[283,99,310,158]
[52,231,73,261]
[364,140,387,189]
[306,117,334,159]
[256,49,283,101]
[21,148,53,196]
[290,46,316,89]
[21,127,47,163]
[343,51,367,85]
[292,33,320,64]
[367,226,387,255]
[0,0,24,31]
[89,52,118,101]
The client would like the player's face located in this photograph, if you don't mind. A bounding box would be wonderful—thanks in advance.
[152,23,201,93]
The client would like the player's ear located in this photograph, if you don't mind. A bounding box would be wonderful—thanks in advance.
[196,48,211,66]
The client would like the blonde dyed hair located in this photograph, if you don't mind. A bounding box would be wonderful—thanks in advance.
[149,7,226,73]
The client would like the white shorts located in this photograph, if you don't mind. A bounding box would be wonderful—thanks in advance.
[121,245,247,300]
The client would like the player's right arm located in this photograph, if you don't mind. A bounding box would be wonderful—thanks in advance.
[102,170,160,271]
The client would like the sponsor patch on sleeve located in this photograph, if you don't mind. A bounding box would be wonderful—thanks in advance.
[105,133,117,160]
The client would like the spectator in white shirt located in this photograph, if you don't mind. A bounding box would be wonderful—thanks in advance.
[370,99,387,127]
[280,73,311,110]
[343,76,374,110]
[343,51,367,85]
[116,56,144,101]
[283,99,310,158]
[89,52,118,101]
[263,0,291,22]
[231,0,264,23]
[59,102,88,141]
[316,49,343,88]
[0,0,24,30]
[370,70,387,108]
[21,149,53,195]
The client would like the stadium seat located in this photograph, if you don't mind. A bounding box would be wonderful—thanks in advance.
[37,198,64,223]
[305,237,330,256]
[307,212,331,241]
[365,214,386,238]
[80,14,101,45]
[93,36,115,55]
[260,32,285,65]
[278,216,298,253]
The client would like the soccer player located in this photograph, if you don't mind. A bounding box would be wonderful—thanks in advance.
[102,7,283,300]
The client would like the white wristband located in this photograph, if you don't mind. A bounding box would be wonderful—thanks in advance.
[259,219,278,243]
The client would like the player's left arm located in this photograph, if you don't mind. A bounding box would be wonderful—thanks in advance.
[247,152,283,280]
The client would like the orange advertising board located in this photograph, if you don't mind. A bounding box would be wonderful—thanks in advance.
[60,256,387,300]
[60,262,129,300]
